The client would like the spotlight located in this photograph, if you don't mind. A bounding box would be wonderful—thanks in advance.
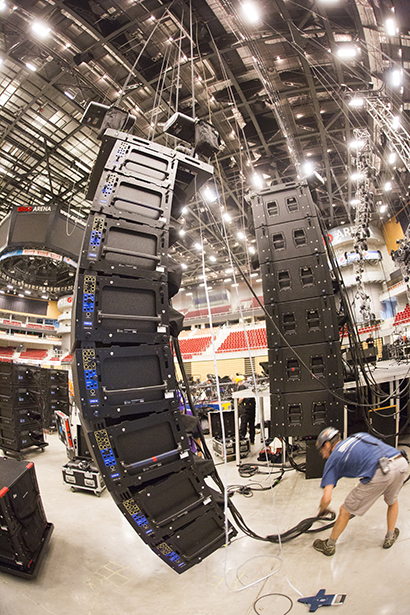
[390,70,402,87]
[385,18,397,36]
[31,21,51,38]
[337,45,358,59]
[241,1,260,23]
[349,98,364,107]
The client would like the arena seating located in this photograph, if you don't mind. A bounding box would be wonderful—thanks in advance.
[216,327,267,352]
[184,305,231,320]
[17,348,48,361]
[394,305,410,326]
[0,346,16,358]
[178,335,212,356]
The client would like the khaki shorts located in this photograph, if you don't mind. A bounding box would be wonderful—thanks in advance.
[343,456,408,517]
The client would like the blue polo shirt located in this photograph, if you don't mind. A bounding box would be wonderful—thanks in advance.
[321,433,400,488]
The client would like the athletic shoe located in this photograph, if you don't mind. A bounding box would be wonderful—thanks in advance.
[313,538,336,556]
[383,528,399,549]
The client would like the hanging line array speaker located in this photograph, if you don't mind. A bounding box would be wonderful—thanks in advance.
[71,128,236,574]
[250,181,344,439]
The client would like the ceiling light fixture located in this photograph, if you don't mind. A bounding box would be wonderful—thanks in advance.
[252,173,263,189]
[392,116,400,129]
[241,1,260,23]
[349,97,364,107]
[385,18,397,36]
[25,62,37,72]
[384,181,392,192]
[337,45,358,59]
[390,70,402,87]
[389,152,397,164]
[203,186,217,203]
[349,139,365,150]
[31,21,51,38]
[302,161,314,176]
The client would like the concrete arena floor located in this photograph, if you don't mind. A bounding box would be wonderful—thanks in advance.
[1,431,410,615]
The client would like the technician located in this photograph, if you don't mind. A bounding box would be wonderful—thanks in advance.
[313,426,408,556]
[237,378,256,445]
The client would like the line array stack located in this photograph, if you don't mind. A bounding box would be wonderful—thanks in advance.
[0,364,46,454]
[72,129,236,573]
[250,181,344,439]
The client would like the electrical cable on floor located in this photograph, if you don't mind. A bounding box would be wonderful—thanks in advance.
[253,593,293,615]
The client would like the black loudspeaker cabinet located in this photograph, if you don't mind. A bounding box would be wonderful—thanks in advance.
[265,296,339,348]
[45,369,68,387]
[87,129,214,208]
[0,423,45,452]
[305,440,326,479]
[91,170,173,225]
[208,410,236,439]
[72,344,178,422]
[255,215,325,265]
[73,272,169,345]
[48,399,69,416]
[89,134,177,189]
[0,364,42,392]
[0,457,53,577]
[149,507,232,573]
[83,410,195,489]
[252,181,318,227]
[0,407,43,429]
[260,254,334,304]
[268,341,343,394]
[112,465,222,538]
[270,389,343,437]
[0,387,42,409]
[78,210,169,281]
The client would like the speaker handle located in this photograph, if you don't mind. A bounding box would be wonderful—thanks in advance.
[97,312,161,323]
[121,447,181,470]
[102,383,167,395]
[102,246,160,262]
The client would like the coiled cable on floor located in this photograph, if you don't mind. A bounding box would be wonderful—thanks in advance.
[265,511,336,543]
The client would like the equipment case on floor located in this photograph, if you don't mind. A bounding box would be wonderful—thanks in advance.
[62,458,106,496]
[212,437,250,461]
